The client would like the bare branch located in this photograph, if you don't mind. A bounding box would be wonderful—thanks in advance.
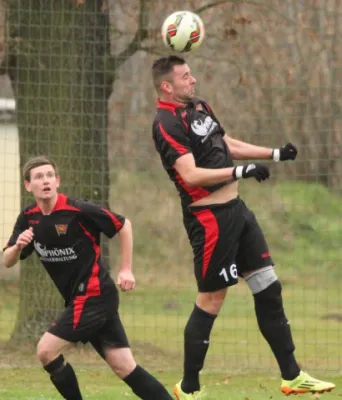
[112,0,148,70]
[195,0,306,28]
[196,0,238,14]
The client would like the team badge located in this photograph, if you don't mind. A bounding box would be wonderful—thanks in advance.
[55,224,68,236]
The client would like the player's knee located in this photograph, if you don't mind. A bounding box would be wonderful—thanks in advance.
[253,279,284,318]
[112,362,136,379]
[245,266,278,295]
[37,339,59,365]
[105,347,136,379]
[196,288,227,315]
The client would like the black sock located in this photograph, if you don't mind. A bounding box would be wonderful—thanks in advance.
[44,355,82,400]
[182,304,217,394]
[254,281,300,380]
[124,365,172,399]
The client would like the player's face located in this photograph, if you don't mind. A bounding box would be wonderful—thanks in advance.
[25,164,60,200]
[168,64,196,103]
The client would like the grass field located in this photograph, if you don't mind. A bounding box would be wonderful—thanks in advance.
[0,368,341,399]
[0,179,341,399]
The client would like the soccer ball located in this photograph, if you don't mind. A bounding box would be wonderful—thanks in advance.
[161,11,205,53]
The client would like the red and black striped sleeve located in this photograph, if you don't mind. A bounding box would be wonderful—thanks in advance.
[76,200,125,238]
[153,118,191,168]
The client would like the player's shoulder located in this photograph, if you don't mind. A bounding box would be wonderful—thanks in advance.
[153,101,189,132]
[66,196,100,212]
[14,202,40,226]
[154,105,179,124]
[153,112,178,141]
[63,195,88,209]
[22,202,41,216]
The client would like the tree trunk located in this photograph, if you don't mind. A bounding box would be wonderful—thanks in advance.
[6,0,113,341]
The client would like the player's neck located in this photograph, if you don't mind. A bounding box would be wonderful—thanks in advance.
[159,95,186,107]
[36,193,59,215]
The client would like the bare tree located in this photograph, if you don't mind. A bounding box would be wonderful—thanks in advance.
[110,0,341,190]
[0,0,150,341]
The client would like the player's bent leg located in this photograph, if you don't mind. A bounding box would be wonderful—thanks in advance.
[281,371,336,396]
[178,288,227,396]
[37,332,82,400]
[103,346,173,400]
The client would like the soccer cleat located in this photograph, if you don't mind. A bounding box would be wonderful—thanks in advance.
[280,371,336,396]
[173,381,206,399]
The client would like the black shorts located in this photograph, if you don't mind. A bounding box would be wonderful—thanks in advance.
[184,197,274,292]
[48,286,129,357]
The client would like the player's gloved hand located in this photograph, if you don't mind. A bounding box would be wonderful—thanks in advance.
[272,142,297,161]
[233,163,270,182]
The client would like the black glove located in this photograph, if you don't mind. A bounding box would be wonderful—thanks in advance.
[233,163,270,182]
[272,142,297,161]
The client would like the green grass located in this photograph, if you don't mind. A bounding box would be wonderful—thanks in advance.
[0,368,341,399]
[0,179,341,398]
[1,283,342,371]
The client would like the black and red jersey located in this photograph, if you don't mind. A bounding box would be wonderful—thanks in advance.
[152,98,234,209]
[4,193,125,305]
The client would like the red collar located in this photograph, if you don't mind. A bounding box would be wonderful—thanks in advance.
[36,193,67,214]
[157,99,186,113]
[52,193,68,211]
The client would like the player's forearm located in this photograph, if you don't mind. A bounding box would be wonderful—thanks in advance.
[2,245,21,268]
[183,166,235,187]
[118,219,133,271]
[225,136,272,160]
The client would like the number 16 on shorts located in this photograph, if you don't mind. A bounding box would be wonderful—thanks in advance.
[219,263,238,283]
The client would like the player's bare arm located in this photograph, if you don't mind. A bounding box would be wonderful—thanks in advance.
[174,153,236,187]
[3,227,34,268]
[174,153,270,186]
[224,135,272,160]
[224,135,298,162]
[116,219,135,292]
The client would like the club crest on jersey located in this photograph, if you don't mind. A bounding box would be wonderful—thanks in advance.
[195,104,203,111]
[55,224,68,236]
[191,115,218,142]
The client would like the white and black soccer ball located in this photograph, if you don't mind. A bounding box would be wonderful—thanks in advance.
[161,11,205,53]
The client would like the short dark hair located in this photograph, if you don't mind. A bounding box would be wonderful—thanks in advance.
[23,155,58,182]
[152,55,186,91]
